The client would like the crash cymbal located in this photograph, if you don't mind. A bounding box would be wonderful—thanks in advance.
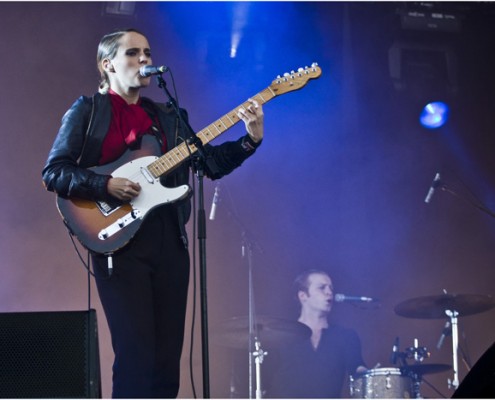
[212,315,312,349]
[401,363,451,376]
[395,294,495,319]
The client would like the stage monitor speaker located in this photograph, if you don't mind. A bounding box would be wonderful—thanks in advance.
[452,341,495,398]
[0,309,101,398]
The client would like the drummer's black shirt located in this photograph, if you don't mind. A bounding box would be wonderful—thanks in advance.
[266,323,365,398]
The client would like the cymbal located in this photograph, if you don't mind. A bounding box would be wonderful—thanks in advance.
[212,315,312,349]
[401,363,451,376]
[394,294,495,319]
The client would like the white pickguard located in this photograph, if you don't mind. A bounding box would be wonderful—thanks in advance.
[112,156,191,217]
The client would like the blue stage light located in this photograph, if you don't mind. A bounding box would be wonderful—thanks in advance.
[419,101,449,129]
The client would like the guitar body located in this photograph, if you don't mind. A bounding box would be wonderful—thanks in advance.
[57,136,191,254]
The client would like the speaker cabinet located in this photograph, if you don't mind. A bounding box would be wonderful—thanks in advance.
[0,309,101,398]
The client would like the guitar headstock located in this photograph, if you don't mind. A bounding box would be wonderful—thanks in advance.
[270,63,322,95]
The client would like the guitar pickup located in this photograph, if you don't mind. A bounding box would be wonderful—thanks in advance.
[98,209,142,240]
[96,199,123,217]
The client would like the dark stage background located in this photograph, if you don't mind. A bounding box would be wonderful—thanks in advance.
[1,2,495,398]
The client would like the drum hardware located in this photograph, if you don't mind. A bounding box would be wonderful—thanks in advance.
[405,338,429,363]
[390,337,430,367]
[212,315,311,398]
[395,292,495,390]
[393,337,426,399]
[252,340,267,399]
[389,337,452,398]
[446,309,460,389]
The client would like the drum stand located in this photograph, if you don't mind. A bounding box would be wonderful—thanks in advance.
[391,338,449,398]
[445,309,460,390]
[243,230,266,399]
[404,338,429,399]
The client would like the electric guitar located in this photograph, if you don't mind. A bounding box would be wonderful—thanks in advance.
[56,64,322,254]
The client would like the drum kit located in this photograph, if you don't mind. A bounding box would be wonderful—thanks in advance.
[214,293,495,399]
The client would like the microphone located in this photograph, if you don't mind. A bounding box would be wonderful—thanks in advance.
[424,172,442,203]
[334,294,376,303]
[436,320,451,349]
[390,337,400,365]
[139,65,169,77]
[209,184,220,221]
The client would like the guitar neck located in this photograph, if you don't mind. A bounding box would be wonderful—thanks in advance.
[147,86,276,179]
[147,63,322,178]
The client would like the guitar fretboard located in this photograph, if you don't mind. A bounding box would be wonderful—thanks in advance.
[147,87,276,178]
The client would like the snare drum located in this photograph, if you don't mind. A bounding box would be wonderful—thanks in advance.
[350,368,412,398]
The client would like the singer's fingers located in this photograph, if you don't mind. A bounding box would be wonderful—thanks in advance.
[239,99,262,116]
[107,178,141,201]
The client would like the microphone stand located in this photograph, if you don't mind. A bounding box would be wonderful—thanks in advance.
[223,190,264,399]
[155,74,211,398]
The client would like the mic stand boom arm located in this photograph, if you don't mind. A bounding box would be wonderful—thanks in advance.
[155,74,211,398]
[440,184,495,219]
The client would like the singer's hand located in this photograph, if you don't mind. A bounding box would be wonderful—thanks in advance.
[107,177,141,201]
[238,99,264,143]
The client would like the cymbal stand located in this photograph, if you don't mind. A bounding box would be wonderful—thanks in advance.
[221,184,265,398]
[245,234,255,399]
[243,231,266,399]
[445,309,460,390]
[253,339,267,399]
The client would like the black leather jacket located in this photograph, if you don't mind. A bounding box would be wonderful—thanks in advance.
[42,92,260,245]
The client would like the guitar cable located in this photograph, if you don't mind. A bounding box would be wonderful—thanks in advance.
[175,128,200,397]
[69,233,96,278]
[188,165,199,399]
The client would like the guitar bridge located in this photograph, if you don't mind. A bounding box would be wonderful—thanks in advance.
[98,209,142,240]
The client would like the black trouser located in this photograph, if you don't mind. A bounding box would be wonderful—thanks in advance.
[93,206,190,398]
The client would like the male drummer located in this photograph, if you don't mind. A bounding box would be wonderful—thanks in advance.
[266,269,367,398]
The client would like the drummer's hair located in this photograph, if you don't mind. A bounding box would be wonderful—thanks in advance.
[293,269,330,298]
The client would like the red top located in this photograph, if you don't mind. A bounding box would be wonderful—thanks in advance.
[99,89,157,164]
